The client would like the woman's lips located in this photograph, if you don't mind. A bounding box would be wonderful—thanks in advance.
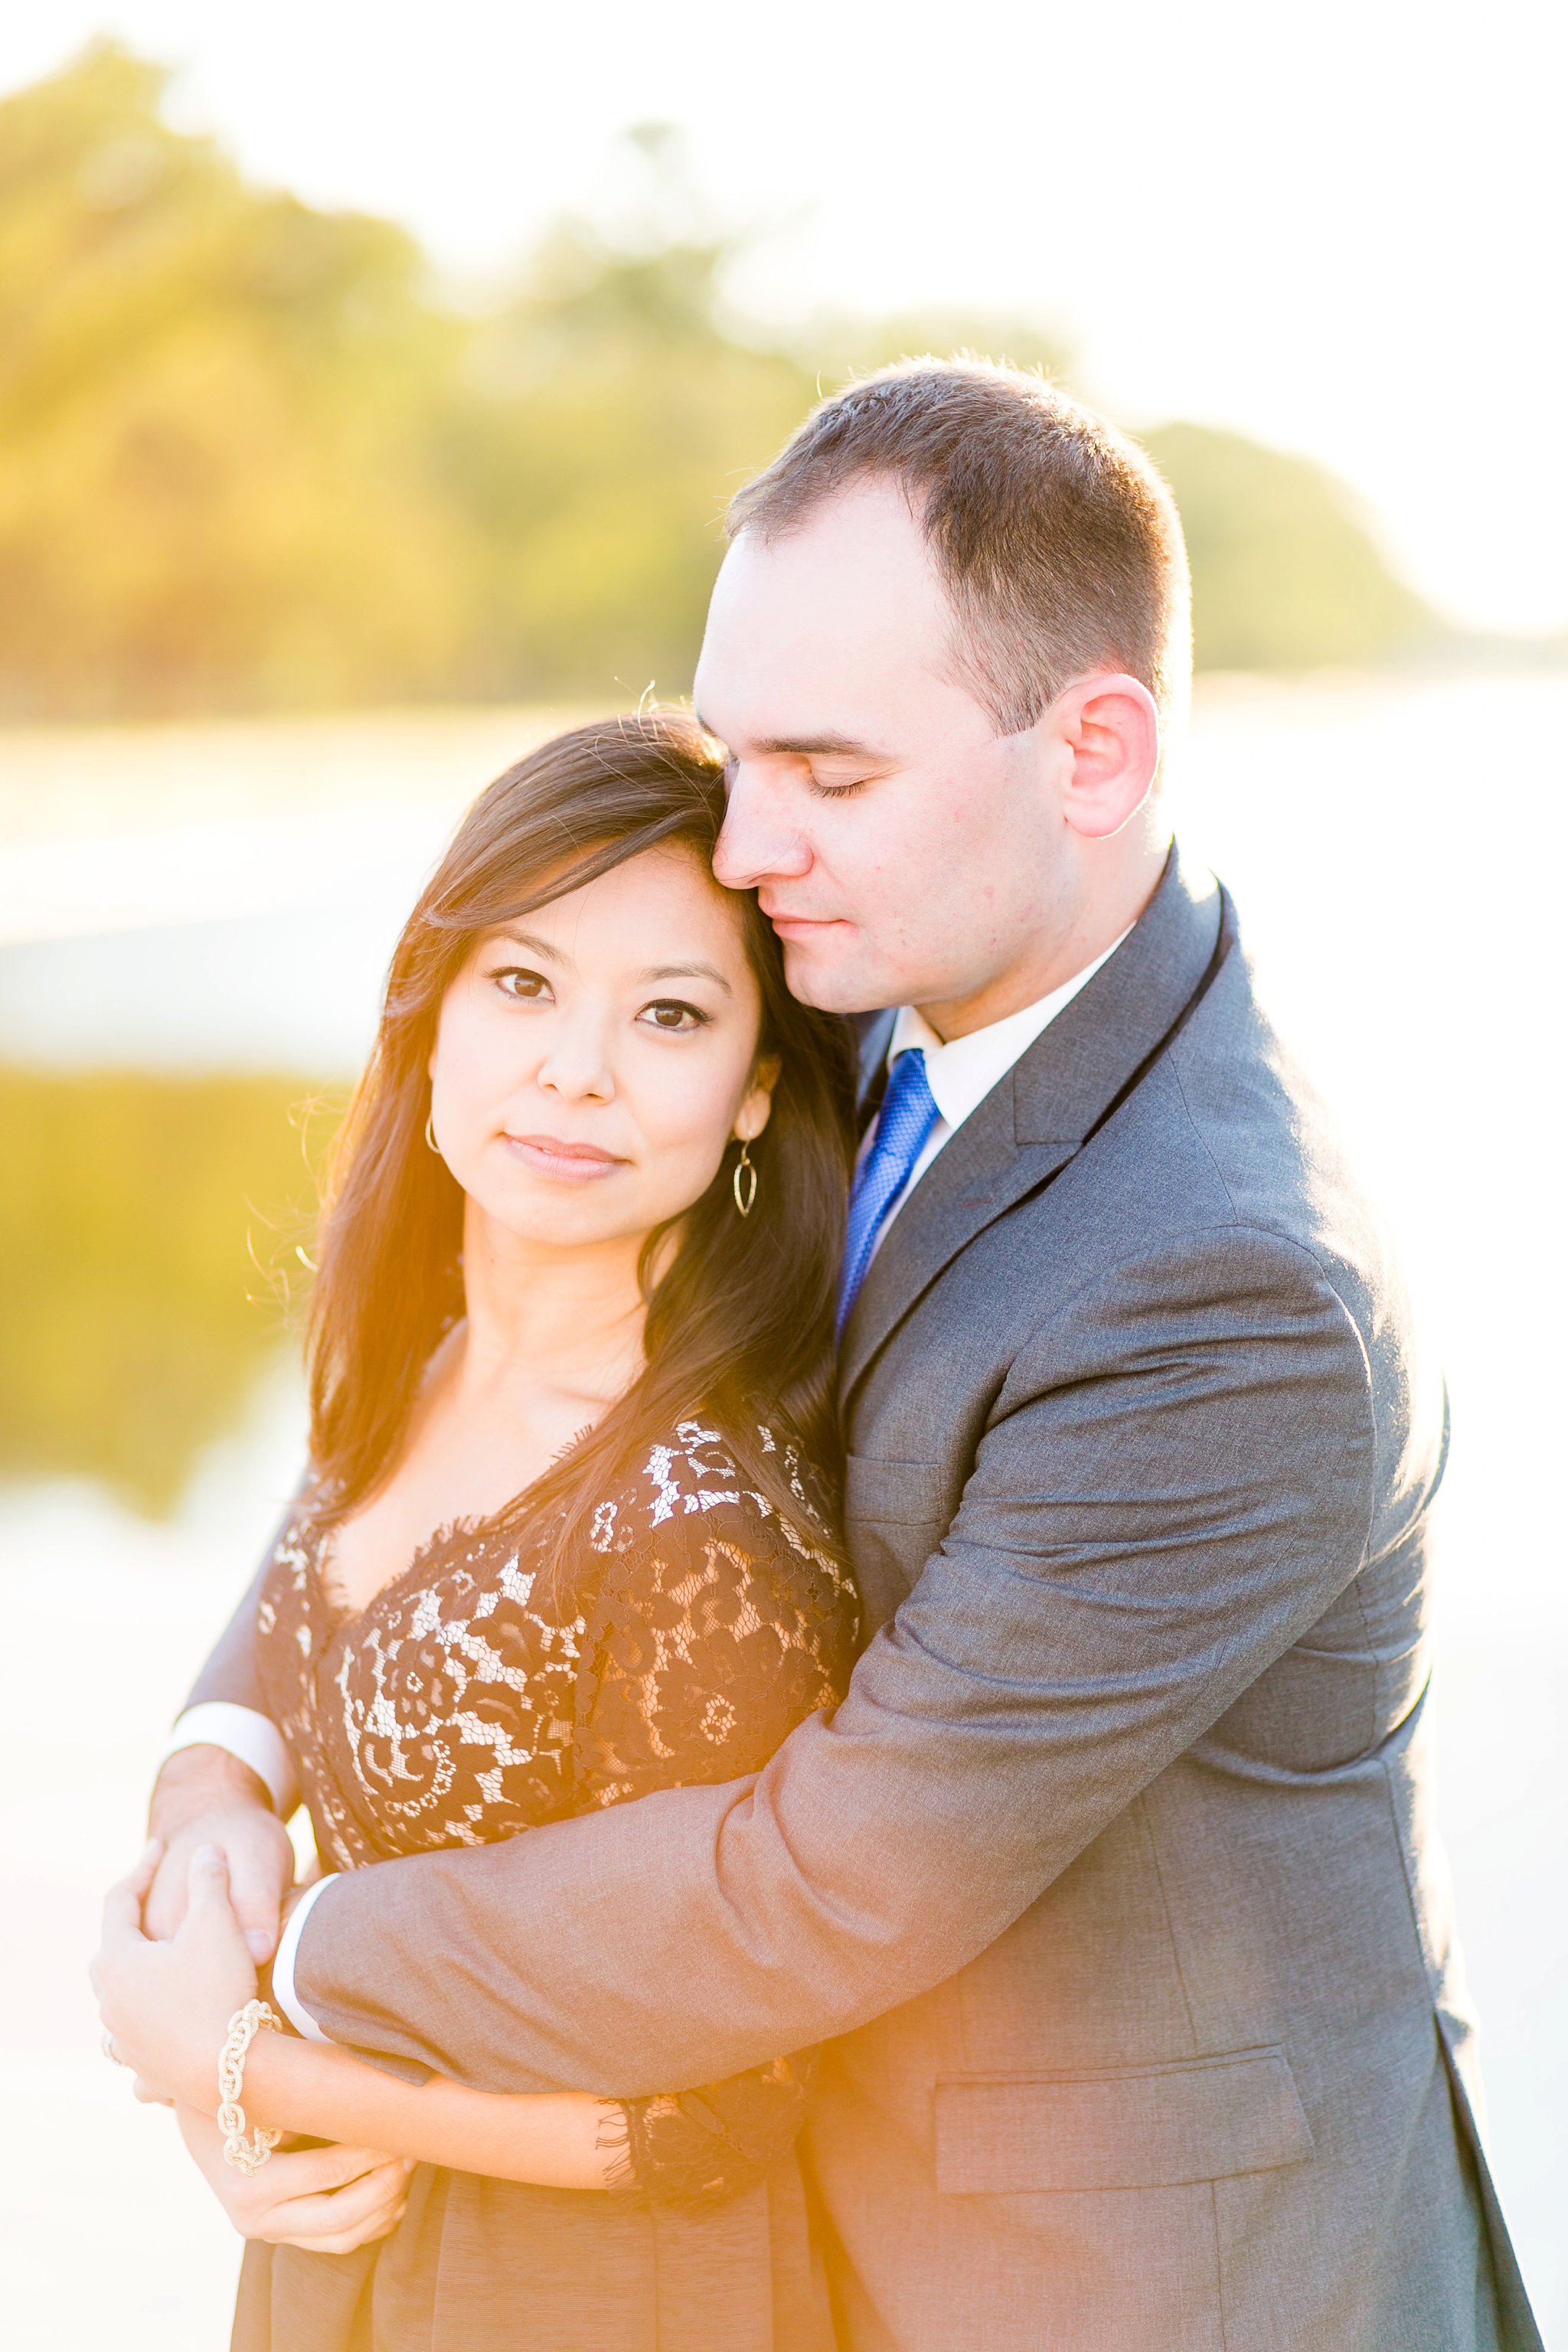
[502,1133,626,1181]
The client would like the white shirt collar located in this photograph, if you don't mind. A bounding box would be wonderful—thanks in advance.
[887,929,1131,1138]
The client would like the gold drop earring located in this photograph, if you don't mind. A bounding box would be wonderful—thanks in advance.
[732,1138,757,1217]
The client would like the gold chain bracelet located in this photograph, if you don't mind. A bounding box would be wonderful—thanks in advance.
[217,1999,284,2172]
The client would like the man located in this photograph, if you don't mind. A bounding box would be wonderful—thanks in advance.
[144,363,1539,2350]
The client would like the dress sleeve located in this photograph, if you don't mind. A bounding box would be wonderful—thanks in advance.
[596,2050,819,2208]
[573,1498,858,2204]
[572,1497,859,1811]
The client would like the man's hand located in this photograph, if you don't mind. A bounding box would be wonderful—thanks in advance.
[145,1746,294,1962]
[175,2105,413,2255]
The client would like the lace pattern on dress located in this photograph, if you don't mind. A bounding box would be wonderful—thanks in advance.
[253,1419,859,2205]
[596,2051,820,2209]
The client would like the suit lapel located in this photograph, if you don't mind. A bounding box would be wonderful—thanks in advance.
[853,1008,897,1136]
[854,1008,898,1106]
[838,844,1227,1401]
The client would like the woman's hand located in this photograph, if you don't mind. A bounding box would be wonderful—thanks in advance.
[145,1745,296,1961]
[175,2105,414,2256]
[91,1840,259,2110]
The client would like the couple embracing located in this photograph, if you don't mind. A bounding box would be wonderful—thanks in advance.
[94,362,1540,2352]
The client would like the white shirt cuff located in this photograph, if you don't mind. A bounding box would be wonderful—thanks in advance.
[271,1874,338,2043]
[159,1703,299,1819]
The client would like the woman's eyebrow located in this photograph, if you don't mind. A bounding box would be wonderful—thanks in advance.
[642,962,733,993]
[493,929,567,964]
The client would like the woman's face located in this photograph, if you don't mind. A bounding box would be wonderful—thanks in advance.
[429,844,773,1256]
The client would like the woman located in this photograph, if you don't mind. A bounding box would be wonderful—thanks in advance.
[94,710,861,2351]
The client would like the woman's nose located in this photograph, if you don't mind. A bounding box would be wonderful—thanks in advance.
[534,1008,616,1101]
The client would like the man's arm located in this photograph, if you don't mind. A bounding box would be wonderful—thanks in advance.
[291,1227,1383,2094]
[144,1551,294,1953]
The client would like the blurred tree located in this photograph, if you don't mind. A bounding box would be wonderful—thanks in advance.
[805,310,1069,387]
[1138,421,1432,671]
[0,44,1435,719]
[0,1068,326,1511]
[0,42,473,717]
[443,214,815,699]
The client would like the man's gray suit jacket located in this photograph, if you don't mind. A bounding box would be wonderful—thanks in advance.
[192,847,1540,2352]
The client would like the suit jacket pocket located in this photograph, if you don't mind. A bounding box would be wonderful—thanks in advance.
[935,2047,1312,2194]
[844,1453,949,1528]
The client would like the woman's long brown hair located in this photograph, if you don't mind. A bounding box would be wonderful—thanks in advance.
[303,709,858,1581]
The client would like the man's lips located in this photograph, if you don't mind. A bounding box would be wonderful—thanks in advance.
[502,1133,627,1181]
[761,906,851,939]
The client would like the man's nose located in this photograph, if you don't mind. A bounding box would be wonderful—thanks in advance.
[714,766,812,889]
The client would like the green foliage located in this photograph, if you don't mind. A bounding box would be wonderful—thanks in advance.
[0,44,475,717]
[0,42,1432,720]
[446,227,816,699]
[0,43,818,716]
[805,310,1069,387]
[1139,422,1432,671]
[0,1067,331,1511]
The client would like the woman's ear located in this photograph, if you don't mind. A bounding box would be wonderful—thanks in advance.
[734,1054,781,1142]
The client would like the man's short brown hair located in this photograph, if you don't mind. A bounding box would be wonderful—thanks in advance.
[728,358,1191,736]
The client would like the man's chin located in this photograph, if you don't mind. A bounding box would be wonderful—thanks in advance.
[778,937,893,1017]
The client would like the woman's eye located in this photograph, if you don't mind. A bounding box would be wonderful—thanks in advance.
[638,999,708,1033]
[808,771,871,800]
[491,966,553,1001]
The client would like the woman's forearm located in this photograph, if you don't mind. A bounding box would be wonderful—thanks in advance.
[238,2032,614,2190]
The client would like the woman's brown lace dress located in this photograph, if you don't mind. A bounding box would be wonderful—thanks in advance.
[232,1418,859,2352]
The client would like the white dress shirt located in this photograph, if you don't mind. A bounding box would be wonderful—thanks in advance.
[168,925,1133,2037]
[271,1874,338,2039]
[157,1700,299,1818]
[865,929,1129,1263]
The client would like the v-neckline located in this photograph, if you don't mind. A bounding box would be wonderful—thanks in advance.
[305,1505,506,1640]
[299,1414,603,1640]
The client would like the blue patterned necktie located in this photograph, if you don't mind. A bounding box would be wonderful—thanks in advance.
[836,1047,942,1336]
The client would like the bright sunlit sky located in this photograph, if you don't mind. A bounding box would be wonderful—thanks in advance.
[7,0,1566,634]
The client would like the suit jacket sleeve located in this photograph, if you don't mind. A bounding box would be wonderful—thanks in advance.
[292,1227,1379,2095]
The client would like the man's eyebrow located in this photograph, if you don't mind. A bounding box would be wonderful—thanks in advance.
[728,730,891,760]
[642,962,732,993]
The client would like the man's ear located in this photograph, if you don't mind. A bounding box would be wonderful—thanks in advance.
[734,1053,781,1142]
[1053,671,1161,841]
